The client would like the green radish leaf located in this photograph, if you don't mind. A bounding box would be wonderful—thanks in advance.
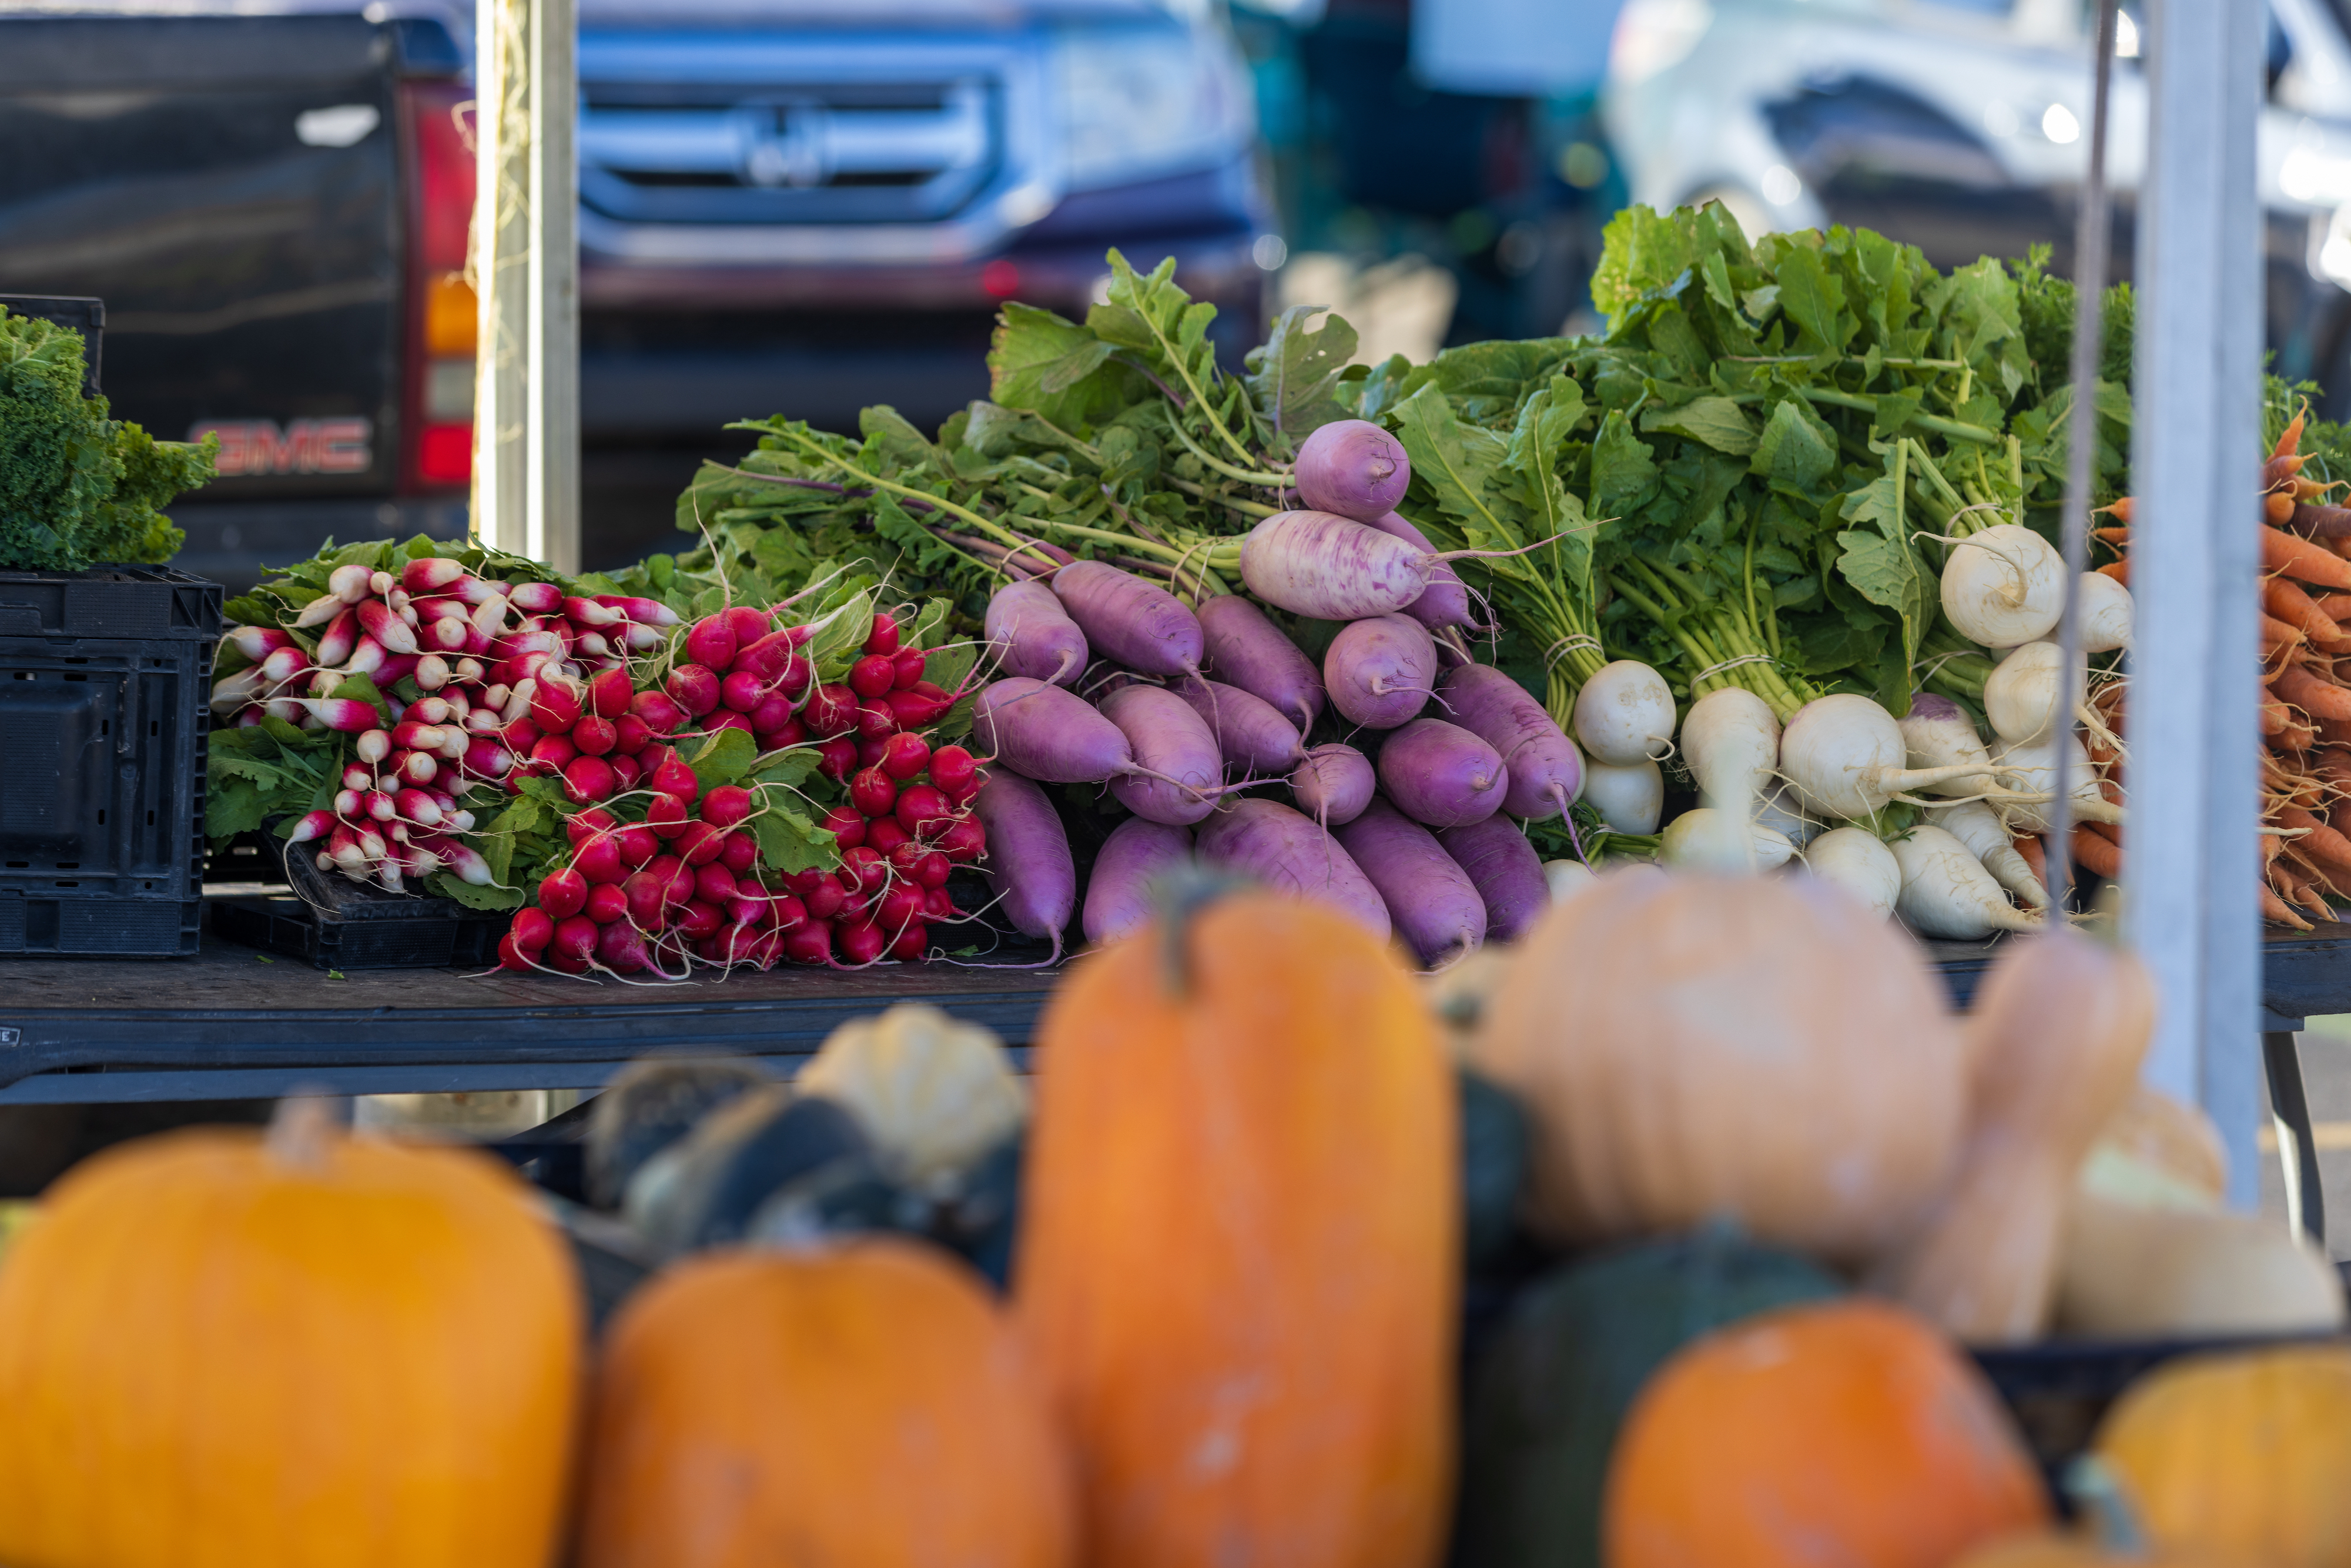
[745,746,821,790]
[801,588,876,685]
[1641,394,1758,456]
[750,800,838,875]
[686,726,758,790]
[430,872,525,911]
[1749,400,1836,493]
[1770,243,1851,354]
[208,777,269,837]
[1589,409,1661,517]
[327,671,388,717]
[1244,304,1358,452]
[989,303,1133,429]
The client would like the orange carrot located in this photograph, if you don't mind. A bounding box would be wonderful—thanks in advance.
[2082,817,2123,846]
[2092,525,2131,545]
[2262,880,2315,929]
[2099,558,2131,586]
[2072,824,2124,880]
[2266,577,2343,642]
[2266,526,2351,589]
[2012,832,2047,884]
[2105,496,2135,524]
[2317,747,2351,796]
[2268,490,2298,524]
[2262,698,2293,736]
[2273,662,2351,722]
[2281,716,2320,753]
[2280,806,2351,874]
[2275,403,2308,462]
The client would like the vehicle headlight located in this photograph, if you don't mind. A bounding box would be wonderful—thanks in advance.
[1053,22,1255,192]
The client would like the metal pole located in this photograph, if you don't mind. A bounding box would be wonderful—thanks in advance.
[2125,0,2265,1208]
[472,0,580,574]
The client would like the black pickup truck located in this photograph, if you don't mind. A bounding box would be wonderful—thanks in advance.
[1,0,1270,592]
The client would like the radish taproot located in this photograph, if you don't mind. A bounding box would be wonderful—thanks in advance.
[2077,570,2134,652]
[1325,613,1436,729]
[1897,693,2000,798]
[1781,693,1997,820]
[1438,662,1582,817]
[1334,799,1486,964]
[1928,799,2051,909]
[1170,675,1303,774]
[1377,718,1508,827]
[1581,757,1662,834]
[1991,732,2125,830]
[1940,522,2065,647]
[1081,817,1193,946]
[973,678,1181,789]
[1983,641,2083,745]
[1098,684,1223,826]
[1439,815,1552,941]
[1196,594,1325,731]
[1363,511,1478,631]
[1800,826,1902,919]
[1290,742,1377,826]
[1049,560,1203,679]
[984,580,1087,686]
[1659,808,1796,873]
[1572,660,1675,766]
[1239,510,1480,621]
[1193,798,1391,939]
[1680,686,1779,820]
[1294,418,1411,522]
[973,770,1076,956]
[1891,825,2043,937]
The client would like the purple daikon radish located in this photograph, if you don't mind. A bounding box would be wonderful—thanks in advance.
[1290,742,1376,825]
[1363,512,1478,631]
[974,678,1148,785]
[973,769,1076,957]
[1098,684,1222,826]
[1194,798,1391,940]
[1438,816,1550,942]
[1325,613,1437,729]
[1170,675,1302,775]
[1197,594,1324,731]
[1049,560,1203,678]
[1081,816,1193,945]
[985,579,1087,686]
[1378,717,1508,827]
[1438,662,1583,819]
[1240,511,1432,619]
[1334,798,1486,965]
[1294,419,1411,523]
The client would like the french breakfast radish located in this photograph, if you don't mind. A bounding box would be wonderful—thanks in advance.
[1098,684,1223,826]
[1572,660,1675,765]
[1928,799,2051,909]
[1193,798,1391,940]
[1679,686,1779,819]
[1800,826,1902,919]
[1891,825,2043,937]
[984,579,1088,686]
[1196,594,1325,731]
[1439,815,1551,941]
[1081,817,1193,945]
[1438,662,1582,818]
[1050,560,1203,679]
[1290,742,1377,826]
[1325,613,1436,729]
[1334,798,1487,965]
[1377,718,1508,827]
[1293,418,1411,522]
[1940,522,2065,647]
[972,769,1076,957]
[1580,756,1663,833]
[1170,675,1304,773]
[1363,511,1478,630]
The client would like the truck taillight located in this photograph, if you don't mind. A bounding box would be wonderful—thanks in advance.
[402,80,476,491]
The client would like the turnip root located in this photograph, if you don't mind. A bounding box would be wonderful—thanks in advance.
[1929,798,2051,909]
[1571,660,1674,765]
[1439,816,1552,941]
[1543,859,1599,904]
[1081,816,1192,945]
[2077,570,2134,652]
[1891,825,2043,937]
[1983,641,2084,745]
[1290,742,1376,825]
[1582,756,1662,834]
[1680,687,1779,820]
[1325,613,1436,729]
[1194,798,1391,939]
[1050,560,1204,678]
[1992,731,2124,830]
[1756,782,1823,847]
[1659,807,1796,873]
[1780,693,1997,820]
[1170,675,1303,774]
[1196,594,1325,732]
[1440,662,1582,819]
[1940,522,2065,647]
[1363,511,1478,630]
[1801,826,1901,920]
[1377,718,1508,827]
[1294,418,1412,522]
[1099,684,1223,826]
[1334,799,1486,964]
[1897,692,2000,799]
[984,579,1087,686]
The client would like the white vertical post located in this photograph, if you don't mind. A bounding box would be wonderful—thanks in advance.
[2125,0,2265,1208]
[473,0,580,574]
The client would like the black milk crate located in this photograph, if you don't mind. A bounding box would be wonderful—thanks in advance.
[0,567,220,957]
[209,839,506,970]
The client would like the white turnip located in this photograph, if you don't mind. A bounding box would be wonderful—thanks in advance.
[1800,827,1901,920]
[1928,798,2051,909]
[1756,781,1823,847]
[1680,687,1778,820]
[1897,692,1998,798]
[1939,522,2065,648]
[2077,569,2134,653]
[1572,660,1675,766]
[1543,859,1599,904]
[1991,731,2124,830]
[1982,640,2084,745]
[1581,756,1662,833]
[1658,807,1795,873]
[1890,825,2042,937]
[1780,693,1995,820]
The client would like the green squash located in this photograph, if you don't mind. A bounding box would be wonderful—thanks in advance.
[1459,1066,1529,1272]
[1455,1225,1843,1568]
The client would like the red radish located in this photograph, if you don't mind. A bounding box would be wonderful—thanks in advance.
[775,655,812,699]
[595,920,648,973]
[652,755,700,800]
[1195,797,1391,939]
[609,752,643,792]
[677,820,725,867]
[839,846,889,893]
[985,579,1089,686]
[653,855,695,909]
[886,840,927,877]
[820,806,866,849]
[677,899,724,942]
[802,877,845,922]
[512,906,554,950]
[1294,418,1412,522]
[501,714,542,752]
[358,599,419,656]
[695,863,738,904]
[624,871,669,932]
[1325,614,1438,729]
[316,608,359,668]
[1099,684,1224,826]
[922,886,956,920]
[287,809,335,843]
[936,815,986,862]
[858,736,890,770]
[1082,816,1193,944]
[855,699,896,741]
[585,881,629,924]
[849,767,897,818]
[973,769,1074,954]
[729,628,800,686]
[864,818,910,856]
[895,783,953,838]
[568,808,619,847]
[701,784,753,829]
[563,755,616,804]
[804,682,858,736]
[572,835,625,888]
[756,716,805,752]
[849,654,897,701]
[614,823,658,868]
[1197,594,1325,731]
[883,687,944,729]
[865,611,901,657]
[666,664,721,718]
[721,670,765,713]
[747,693,795,734]
[876,881,924,933]
[712,832,754,877]
[540,866,589,919]
[531,678,582,733]
[531,734,578,772]
[550,914,599,967]
[724,894,763,930]
[572,715,618,756]
[816,736,859,782]
[769,893,808,933]
[464,738,514,779]
[611,714,652,756]
[685,615,738,669]
[587,666,632,721]
[1378,718,1508,827]
[1334,799,1486,965]
[720,605,771,649]
[891,648,927,689]
[1050,560,1204,679]
[838,920,887,966]
[706,712,755,738]
[912,850,951,890]
[879,731,931,780]
[630,689,685,735]
[783,922,834,965]
[929,745,980,799]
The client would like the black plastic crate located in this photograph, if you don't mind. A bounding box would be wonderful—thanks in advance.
[0,567,220,956]
[210,839,507,969]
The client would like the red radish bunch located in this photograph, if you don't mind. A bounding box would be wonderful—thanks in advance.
[802,730,987,966]
[497,663,684,807]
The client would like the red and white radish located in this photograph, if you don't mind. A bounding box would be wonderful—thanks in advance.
[1377,717,1508,827]
[984,579,1088,686]
[1439,815,1552,942]
[1581,756,1662,834]
[1325,612,1436,729]
[1293,418,1411,522]
[1290,742,1377,826]
[1800,826,1902,920]
[1928,799,2051,909]
[1170,675,1303,774]
[1049,560,1203,679]
[1890,825,2043,937]
[1197,593,1325,731]
[1438,662,1582,818]
[1334,798,1486,964]
[1939,522,2065,647]
[1193,797,1391,940]
[1571,660,1675,766]
[1099,684,1222,826]
[1081,816,1193,946]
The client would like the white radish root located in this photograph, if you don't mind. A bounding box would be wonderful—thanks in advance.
[1940,522,2065,648]
[1890,825,2044,938]
[1780,693,1996,820]
[1543,859,1598,904]
[1682,686,1780,821]
[1897,693,2000,799]
[1572,660,1676,766]
[1801,826,1902,920]
[1982,641,2084,746]
[1582,756,1663,833]
[1928,798,2051,909]
[2077,571,2134,652]
[1660,807,1794,873]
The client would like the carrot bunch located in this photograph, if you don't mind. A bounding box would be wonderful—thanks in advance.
[2089,408,2351,927]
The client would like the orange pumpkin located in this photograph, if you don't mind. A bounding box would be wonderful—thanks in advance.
[580,1235,1073,1568]
[1017,884,1457,1568]
[0,1099,582,1568]
[2094,1343,2351,1568]
[1606,1298,2050,1568]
